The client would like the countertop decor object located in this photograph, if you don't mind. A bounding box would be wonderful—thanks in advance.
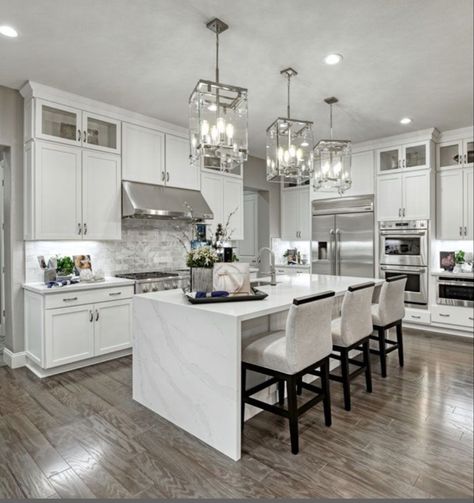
[23,276,135,294]
[213,263,250,294]
[185,287,268,304]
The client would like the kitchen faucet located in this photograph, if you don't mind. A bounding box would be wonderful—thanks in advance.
[258,247,277,285]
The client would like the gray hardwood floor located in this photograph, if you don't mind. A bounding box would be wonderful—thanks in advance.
[0,329,472,499]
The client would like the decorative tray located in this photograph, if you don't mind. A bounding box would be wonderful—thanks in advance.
[185,288,268,304]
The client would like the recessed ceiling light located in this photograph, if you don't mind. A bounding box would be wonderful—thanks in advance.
[0,25,18,38]
[324,53,343,65]
[400,117,412,125]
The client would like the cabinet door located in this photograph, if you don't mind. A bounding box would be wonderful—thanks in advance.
[437,168,464,239]
[82,112,121,154]
[35,99,82,146]
[165,134,199,190]
[463,139,473,168]
[82,151,121,240]
[122,123,165,185]
[463,167,473,239]
[438,141,462,170]
[298,188,311,240]
[281,189,299,240]
[94,300,132,356]
[344,150,374,196]
[45,305,94,368]
[402,170,431,220]
[34,141,82,239]
[201,171,223,238]
[223,177,244,240]
[376,174,402,220]
[377,147,402,173]
[403,141,429,170]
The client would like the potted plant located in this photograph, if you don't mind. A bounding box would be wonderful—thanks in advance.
[186,246,218,292]
[56,255,74,279]
[454,250,465,273]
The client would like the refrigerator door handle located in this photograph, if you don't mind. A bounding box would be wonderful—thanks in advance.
[335,228,341,275]
[329,229,336,275]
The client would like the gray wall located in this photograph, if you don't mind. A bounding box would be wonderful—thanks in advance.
[0,86,24,353]
[243,155,280,239]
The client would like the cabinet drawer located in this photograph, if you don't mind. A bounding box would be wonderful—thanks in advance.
[44,286,134,309]
[404,308,431,325]
[431,305,474,328]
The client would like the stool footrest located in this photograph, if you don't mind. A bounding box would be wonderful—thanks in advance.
[245,376,280,397]
[246,396,289,418]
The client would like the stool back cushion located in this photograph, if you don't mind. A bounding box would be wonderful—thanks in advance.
[285,295,334,373]
[376,277,407,326]
[340,284,375,346]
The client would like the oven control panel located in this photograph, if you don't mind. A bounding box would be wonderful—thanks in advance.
[379,220,428,230]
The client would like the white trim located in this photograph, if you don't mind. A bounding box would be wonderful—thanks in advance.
[3,348,27,368]
[25,348,132,378]
[351,128,439,153]
[438,126,474,143]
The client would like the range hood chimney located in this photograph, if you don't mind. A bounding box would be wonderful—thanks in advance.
[122,181,213,221]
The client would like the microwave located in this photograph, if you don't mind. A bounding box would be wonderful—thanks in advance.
[436,276,474,307]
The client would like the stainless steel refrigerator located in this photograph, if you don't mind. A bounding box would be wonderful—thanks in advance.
[312,195,374,278]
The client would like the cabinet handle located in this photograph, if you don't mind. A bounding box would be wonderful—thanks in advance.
[439,313,450,317]
[402,208,406,217]
[89,310,93,322]
[96,310,99,321]
[464,153,468,164]
[77,129,81,141]
[403,159,406,168]
[166,172,170,182]
[410,315,421,319]
[398,208,401,217]
[161,171,165,182]
[63,297,78,302]
[468,317,474,321]
[83,130,87,143]
[83,223,87,235]
[109,292,122,296]
[78,223,82,235]
[460,226,463,237]
[464,226,467,236]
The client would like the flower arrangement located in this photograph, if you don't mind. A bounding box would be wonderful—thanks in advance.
[186,246,218,268]
[454,250,465,264]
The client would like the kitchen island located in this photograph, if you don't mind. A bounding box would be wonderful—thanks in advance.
[132,273,383,460]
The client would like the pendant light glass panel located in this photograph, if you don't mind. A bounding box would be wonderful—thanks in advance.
[189,80,248,172]
[313,139,352,192]
[266,118,314,182]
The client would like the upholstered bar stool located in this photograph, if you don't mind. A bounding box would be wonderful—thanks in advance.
[370,275,407,377]
[327,282,375,411]
[241,291,335,455]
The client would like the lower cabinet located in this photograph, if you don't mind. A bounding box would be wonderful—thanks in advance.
[431,305,474,330]
[25,285,134,371]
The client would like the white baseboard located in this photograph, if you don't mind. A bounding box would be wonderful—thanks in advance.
[3,348,27,368]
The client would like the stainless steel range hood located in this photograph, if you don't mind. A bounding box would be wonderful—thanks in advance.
[122,181,213,221]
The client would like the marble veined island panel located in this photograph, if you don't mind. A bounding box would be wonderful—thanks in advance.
[133,274,382,460]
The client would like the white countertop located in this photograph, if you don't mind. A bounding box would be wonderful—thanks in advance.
[23,276,135,295]
[431,269,474,279]
[135,273,383,321]
[276,263,311,268]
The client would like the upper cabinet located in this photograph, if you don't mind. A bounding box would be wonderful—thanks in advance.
[438,139,473,170]
[281,187,310,241]
[34,99,121,154]
[376,141,430,173]
[122,123,199,190]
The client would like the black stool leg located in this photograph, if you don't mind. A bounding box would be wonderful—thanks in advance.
[396,321,404,367]
[340,348,351,411]
[286,376,299,454]
[278,380,285,405]
[363,340,372,393]
[321,358,332,426]
[241,366,246,431]
[296,376,303,396]
[378,327,387,378]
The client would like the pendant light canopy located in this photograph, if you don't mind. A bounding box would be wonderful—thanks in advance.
[189,18,248,173]
[313,97,352,194]
[266,68,314,183]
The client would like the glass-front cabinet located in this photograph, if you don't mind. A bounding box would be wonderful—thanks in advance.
[438,141,463,169]
[463,139,473,168]
[35,99,121,153]
[377,147,402,172]
[377,141,429,173]
[403,142,428,169]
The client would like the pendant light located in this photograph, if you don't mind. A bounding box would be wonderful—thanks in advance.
[266,68,314,183]
[313,97,352,194]
[189,18,248,173]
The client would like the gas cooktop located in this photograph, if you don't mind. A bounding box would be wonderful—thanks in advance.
[116,271,179,281]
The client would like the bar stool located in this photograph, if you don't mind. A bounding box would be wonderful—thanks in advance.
[328,282,375,411]
[370,275,407,377]
[241,291,335,455]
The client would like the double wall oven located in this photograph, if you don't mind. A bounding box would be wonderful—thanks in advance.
[379,220,429,305]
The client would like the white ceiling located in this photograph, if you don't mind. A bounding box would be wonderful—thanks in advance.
[0,0,472,158]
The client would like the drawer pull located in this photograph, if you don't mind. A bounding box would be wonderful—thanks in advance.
[109,292,122,296]
[410,315,421,319]
[63,297,78,302]
[469,317,474,321]
[439,313,450,317]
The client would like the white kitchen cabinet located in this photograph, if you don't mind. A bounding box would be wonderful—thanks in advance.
[122,122,165,185]
[464,167,473,239]
[431,305,474,330]
[281,187,310,240]
[24,141,121,240]
[165,134,199,190]
[24,283,134,374]
[82,111,121,154]
[201,171,244,240]
[377,170,431,221]
[82,150,121,240]
[437,138,473,170]
[94,300,132,356]
[463,139,473,168]
[377,141,430,173]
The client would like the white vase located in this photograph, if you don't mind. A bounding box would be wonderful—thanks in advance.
[453,264,463,273]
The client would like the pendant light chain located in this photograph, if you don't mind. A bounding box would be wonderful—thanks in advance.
[215,29,219,83]
[287,73,291,118]
[329,102,333,140]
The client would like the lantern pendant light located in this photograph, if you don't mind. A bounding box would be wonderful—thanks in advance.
[266,68,314,184]
[189,18,248,173]
[313,97,352,194]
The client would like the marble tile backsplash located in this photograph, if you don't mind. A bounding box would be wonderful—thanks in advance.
[25,219,192,282]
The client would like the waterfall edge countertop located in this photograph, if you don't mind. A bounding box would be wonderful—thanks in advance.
[135,273,383,321]
[133,273,383,461]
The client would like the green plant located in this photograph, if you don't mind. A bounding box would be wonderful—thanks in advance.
[454,250,465,264]
[186,247,218,268]
[56,255,74,275]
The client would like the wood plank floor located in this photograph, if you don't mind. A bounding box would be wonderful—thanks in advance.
[0,329,472,499]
